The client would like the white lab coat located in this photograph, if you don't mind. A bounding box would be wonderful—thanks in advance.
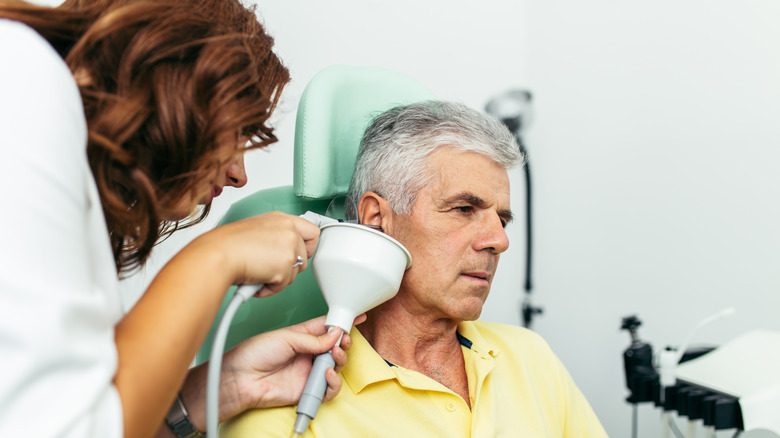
[0,19,124,438]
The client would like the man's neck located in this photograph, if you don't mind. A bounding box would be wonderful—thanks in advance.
[358,301,472,408]
[360,314,460,364]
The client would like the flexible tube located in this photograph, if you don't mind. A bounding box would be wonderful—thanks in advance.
[661,411,672,438]
[204,211,338,437]
[674,307,735,364]
[206,284,259,437]
[657,308,735,438]
[687,419,697,438]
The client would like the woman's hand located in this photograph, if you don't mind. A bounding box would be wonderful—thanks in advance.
[225,314,366,409]
[187,211,320,297]
[126,211,323,438]
[179,314,366,431]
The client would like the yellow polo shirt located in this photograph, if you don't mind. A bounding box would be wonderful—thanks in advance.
[220,320,607,437]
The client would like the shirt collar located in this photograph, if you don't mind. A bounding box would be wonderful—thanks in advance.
[341,327,399,394]
[457,320,501,360]
[341,321,501,395]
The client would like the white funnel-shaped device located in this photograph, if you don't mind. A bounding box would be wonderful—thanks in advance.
[311,223,411,332]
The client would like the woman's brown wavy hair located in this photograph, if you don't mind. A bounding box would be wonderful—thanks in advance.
[0,0,290,275]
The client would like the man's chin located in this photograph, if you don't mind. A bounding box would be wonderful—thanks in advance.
[454,300,485,322]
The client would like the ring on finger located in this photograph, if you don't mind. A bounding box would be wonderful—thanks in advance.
[292,255,304,268]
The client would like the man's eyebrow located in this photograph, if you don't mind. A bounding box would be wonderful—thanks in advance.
[498,209,515,225]
[444,192,515,224]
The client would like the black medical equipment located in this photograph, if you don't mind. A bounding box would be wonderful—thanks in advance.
[620,314,742,438]
[485,89,542,329]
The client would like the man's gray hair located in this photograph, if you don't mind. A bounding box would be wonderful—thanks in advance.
[346,100,524,218]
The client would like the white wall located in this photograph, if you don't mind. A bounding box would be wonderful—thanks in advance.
[526,1,780,437]
[123,1,780,436]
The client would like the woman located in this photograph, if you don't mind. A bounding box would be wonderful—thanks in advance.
[0,0,356,437]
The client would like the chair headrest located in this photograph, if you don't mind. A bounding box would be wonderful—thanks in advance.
[293,65,435,200]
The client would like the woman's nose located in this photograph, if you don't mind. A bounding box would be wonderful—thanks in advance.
[225,154,248,188]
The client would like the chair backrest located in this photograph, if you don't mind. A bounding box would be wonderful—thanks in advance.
[196,65,434,364]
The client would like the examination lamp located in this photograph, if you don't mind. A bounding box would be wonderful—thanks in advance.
[485,89,533,152]
[206,212,411,437]
[485,89,541,328]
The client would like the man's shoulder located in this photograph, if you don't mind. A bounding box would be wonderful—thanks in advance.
[465,319,548,344]
[221,405,298,438]
[458,320,555,360]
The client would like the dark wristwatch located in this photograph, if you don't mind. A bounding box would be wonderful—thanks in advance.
[165,394,205,438]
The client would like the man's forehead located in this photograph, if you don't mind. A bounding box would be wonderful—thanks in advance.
[427,149,510,191]
[425,170,512,213]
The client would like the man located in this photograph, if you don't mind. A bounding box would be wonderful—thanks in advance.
[221,101,607,437]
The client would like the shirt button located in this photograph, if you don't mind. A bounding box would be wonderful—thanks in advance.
[446,402,456,412]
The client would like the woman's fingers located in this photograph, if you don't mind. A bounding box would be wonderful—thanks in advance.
[322,367,343,402]
[206,211,319,293]
[290,215,321,259]
[331,343,347,374]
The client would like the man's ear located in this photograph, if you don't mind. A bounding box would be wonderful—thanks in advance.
[357,192,391,230]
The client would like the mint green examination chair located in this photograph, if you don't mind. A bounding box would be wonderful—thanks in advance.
[196,65,434,364]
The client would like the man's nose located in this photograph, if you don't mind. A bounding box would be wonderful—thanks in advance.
[476,214,510,254]
[225,154,248,188]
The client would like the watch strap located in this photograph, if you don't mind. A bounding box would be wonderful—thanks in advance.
[165,394,205,438]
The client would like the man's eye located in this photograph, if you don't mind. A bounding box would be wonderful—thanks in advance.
[454,206,474,213]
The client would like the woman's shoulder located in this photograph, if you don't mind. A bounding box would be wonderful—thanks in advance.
[0,18,86,148]
[0,18,81,103]
[1,18,88,197]
[0,18,66,72]
[2,18,74,85]
[1,19,80,105]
